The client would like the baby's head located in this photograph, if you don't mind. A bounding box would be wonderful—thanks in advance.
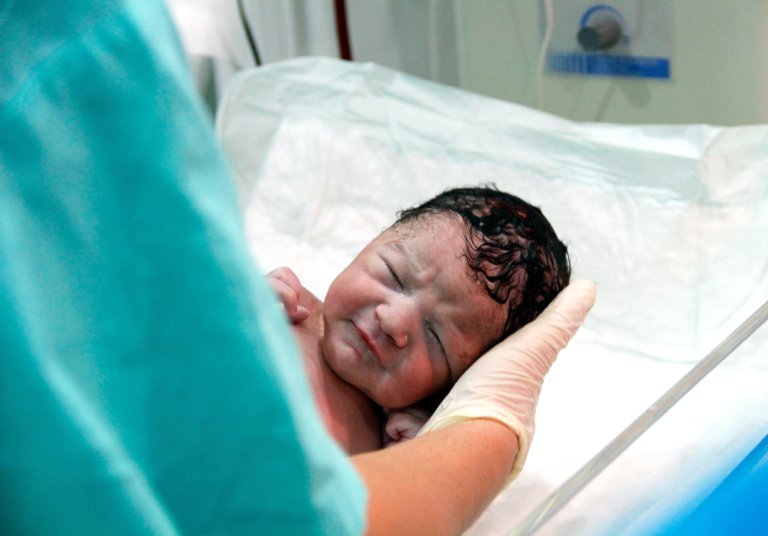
[395,185,571,340]
[321,186,570,409]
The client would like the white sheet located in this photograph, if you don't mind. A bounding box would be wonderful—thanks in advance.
[216,57,768,535]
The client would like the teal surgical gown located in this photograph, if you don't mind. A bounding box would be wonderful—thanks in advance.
[0,0,366,534]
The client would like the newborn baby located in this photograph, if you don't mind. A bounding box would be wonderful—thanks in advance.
[268,186,571,454]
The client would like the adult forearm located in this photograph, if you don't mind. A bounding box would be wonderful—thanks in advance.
[352,419,518,536]
[353,281,597,535]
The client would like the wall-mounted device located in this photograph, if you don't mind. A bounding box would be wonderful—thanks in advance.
[542,1,673,79]
[577,5,624,51]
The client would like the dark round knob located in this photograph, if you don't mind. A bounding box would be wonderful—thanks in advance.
[578,12,622,51]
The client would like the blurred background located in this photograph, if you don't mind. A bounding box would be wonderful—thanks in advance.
[166,0,768,126]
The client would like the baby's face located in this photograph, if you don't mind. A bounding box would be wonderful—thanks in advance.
[321,216,506,409]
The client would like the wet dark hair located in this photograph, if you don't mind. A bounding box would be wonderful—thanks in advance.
[395,185,570,346]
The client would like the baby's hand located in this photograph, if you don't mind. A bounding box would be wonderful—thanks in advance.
[382,407,432,448]
[266,267,310,324]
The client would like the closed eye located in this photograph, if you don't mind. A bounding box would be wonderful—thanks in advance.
[428,326,446,357]
[428,326,452,381]
[384,260,403,289]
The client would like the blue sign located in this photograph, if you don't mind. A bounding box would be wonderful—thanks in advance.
[547,50,670,79]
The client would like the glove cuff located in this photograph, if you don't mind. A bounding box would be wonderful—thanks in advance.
[418,409,531,486]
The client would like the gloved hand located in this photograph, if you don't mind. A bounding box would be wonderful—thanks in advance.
[266,266,310,323]
[417,279,596,483]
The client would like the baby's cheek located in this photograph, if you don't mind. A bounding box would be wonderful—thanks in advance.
[402,355,445,400]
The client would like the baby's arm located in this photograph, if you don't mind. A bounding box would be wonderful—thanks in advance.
[266,266,310,323]
[382,406,432,448]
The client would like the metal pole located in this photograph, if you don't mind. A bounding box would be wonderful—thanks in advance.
[513,299,768,535]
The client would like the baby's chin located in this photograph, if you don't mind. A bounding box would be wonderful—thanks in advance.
[318,326,337,368]
[317,314,344,365]
[317,310,328,339]
[369,386,424,411]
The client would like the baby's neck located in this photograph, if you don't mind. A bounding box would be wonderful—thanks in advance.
[307,340,383,453]
[292,294,383,454]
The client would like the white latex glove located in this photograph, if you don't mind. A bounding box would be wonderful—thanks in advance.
[417,279,597,483]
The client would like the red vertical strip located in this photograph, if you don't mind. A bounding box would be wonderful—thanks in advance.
[334,0,353,60]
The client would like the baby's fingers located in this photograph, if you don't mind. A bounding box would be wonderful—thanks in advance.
[268,266,303,292]
[384,410,428,445]
[266,269,309,323]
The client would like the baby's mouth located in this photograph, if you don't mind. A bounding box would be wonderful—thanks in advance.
[354,322,384,366]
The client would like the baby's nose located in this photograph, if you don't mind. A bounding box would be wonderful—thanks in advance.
[391,332,409,349]
[375,301,415,348]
